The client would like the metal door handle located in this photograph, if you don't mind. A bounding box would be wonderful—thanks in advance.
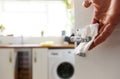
[9,51,12,63]
[34,51,37,63]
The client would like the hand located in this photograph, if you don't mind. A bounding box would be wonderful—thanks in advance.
[83,0,120,50]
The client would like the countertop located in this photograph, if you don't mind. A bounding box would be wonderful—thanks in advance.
[0,44,75,48]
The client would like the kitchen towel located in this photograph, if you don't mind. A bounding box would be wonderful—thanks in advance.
[74,23,99,56]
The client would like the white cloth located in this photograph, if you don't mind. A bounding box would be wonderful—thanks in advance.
[74,23,99,56]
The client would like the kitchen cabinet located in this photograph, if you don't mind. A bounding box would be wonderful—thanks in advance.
[32,48,48,79]
[14,48,32,79]
[0,48,16,79]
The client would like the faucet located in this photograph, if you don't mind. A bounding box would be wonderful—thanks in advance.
[21,35,24,44]
[0,40,2,44]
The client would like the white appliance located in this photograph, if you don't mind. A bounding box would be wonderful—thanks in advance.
[74,0,120,79]
[48,48,75,79]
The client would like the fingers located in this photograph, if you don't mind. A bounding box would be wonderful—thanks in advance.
[89,24,116,50]
[82,0,92,8]
[92,18,99,24]
[91,12,104,30]
[88,42,94,50]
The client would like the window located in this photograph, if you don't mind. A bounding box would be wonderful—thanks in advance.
[0,0,74,37]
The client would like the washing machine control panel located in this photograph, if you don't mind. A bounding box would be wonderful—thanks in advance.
[49,49,74,57]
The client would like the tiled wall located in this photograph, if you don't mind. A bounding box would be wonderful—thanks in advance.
[0,36,63,45]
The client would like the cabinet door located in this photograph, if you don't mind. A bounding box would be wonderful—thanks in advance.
[0,48,16,79]
[32,48,48,79]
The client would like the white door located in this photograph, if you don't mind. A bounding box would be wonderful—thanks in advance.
[0,48,16,79]
[32,48,48,79]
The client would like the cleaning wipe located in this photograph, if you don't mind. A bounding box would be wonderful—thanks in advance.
[74,23,99,57]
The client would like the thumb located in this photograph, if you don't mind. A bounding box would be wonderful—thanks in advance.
[82,0,92,8]
[89,24,115,50]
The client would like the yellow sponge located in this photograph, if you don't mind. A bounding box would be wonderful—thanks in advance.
[40,41,54,46]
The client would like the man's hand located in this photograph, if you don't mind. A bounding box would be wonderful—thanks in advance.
[82,0,120,50]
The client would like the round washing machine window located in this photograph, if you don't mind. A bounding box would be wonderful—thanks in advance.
[57,62,74,79]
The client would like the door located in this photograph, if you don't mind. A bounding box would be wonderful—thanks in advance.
[32,48,48,79]
[14,48,32,79]
[0,48,16,79]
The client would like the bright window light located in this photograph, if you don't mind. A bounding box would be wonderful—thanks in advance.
[0,1,74,37]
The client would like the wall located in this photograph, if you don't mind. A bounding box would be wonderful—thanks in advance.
[74,0,93,28]
[0,36,63,45]
[75,29,120,79]
[74,0,120,79]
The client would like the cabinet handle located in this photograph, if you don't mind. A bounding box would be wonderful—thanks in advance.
[34,51,37,63]
[9,51,12,63]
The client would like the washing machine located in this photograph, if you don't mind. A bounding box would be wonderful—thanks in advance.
[48,48,75,79]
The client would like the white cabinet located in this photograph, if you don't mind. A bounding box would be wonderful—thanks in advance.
[0,48,16,79]
[32,48,48,79]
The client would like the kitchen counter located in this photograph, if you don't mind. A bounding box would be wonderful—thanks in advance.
[0,44,75,48]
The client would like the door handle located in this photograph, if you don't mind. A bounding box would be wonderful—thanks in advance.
[9,51,12,63]
[34,51,37,63]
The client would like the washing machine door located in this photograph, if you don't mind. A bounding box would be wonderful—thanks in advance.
[57,62,74,79]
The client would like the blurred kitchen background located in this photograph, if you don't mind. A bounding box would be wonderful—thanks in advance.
[0,0,76,45]
[0,0,120,79]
